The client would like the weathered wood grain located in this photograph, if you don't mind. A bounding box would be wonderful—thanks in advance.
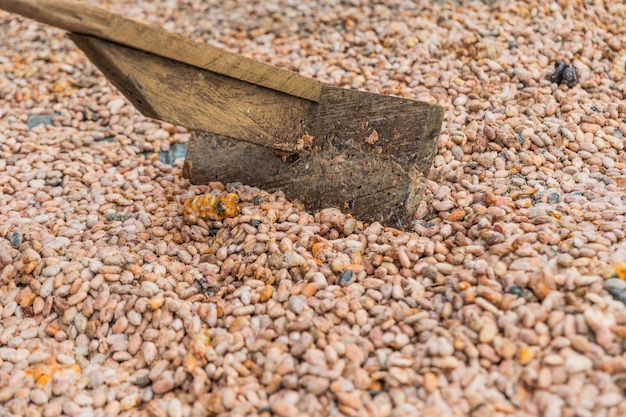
[70,34,313,152]
[68,36,443,225]
[185,86,442,226]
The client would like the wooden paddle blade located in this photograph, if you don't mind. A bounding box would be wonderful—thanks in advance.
[69,35,442,227]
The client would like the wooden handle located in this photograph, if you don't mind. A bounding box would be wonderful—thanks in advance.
[0,0,323,102]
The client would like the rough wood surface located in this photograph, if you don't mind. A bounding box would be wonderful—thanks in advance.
[185,86,442,226]
[69,34,443,225]
[0,0,323,101]
[70,34,313,151]
[185,130,429,227]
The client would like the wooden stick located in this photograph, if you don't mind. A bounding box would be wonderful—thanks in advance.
[0,0,323,102]
[69,34,313,151]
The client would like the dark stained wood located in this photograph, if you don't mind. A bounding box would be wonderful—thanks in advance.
[186,86,442,227]
[186,130,432,227]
